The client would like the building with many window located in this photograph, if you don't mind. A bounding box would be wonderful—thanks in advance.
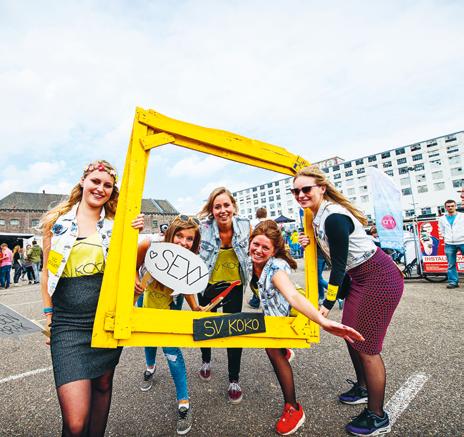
[233,132,463,223]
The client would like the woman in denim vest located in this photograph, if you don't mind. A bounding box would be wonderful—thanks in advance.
[40,160,144,437]
[197,187,251,404]
[294,166,403,437]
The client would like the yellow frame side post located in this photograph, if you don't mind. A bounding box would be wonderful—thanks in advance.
[93,107,319,349]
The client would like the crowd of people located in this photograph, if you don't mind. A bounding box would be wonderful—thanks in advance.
[0,241,42,288]
[30,159,414,437]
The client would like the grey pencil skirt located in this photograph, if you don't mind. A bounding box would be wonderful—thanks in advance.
[50,274,122,388]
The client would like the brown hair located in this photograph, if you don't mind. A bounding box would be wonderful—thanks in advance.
[198,187,237,220]
[294,166,368,226]
[250,220,297,269]
[256,207,267,219]
[444,199,456,206]
[164,216,201,254]
[39,160,119,231]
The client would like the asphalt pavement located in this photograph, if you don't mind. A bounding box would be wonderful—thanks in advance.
[0,264,463,437]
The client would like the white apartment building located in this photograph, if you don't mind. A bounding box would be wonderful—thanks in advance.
[233,132,463,223]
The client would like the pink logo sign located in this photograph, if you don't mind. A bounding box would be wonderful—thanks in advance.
[381,215,396,230]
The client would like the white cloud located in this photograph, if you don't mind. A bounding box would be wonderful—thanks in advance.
[168,155,229,178]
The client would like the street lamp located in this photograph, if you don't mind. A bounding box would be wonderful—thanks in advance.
[406,166,422,269]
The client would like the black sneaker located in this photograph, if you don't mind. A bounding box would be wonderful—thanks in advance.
[345,408,391,436]
[176,406,193,435]
[140,368,155,392]
[446,283,459,289]
[339,379,368,405]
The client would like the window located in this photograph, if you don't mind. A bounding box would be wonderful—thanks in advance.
[0,219,5,226]
[449,155,461,165]
[270,211,276,217]
[385,170,394,176]
[412,154,422,161]
[368,155,377,162]
[447,146,459,154]
[10,219,20,226]
[400,178,410,187]
[428,152,439,158]
[402,188,412,195]
[417,186,428,193]
[347,188,355,195]
[383,161,392,168]
[427,140,438,147]
[421,207,432,215]
[345,170,353,177]
[355,159,364,165]
[358,176,367,183]
[152,219,158,228]
[275,188,280,193]
[252,187,257,192]
[432,171,443,180]
[269,196,274,202]
[395,148,405,155]
[357,168,365,174]
[451,167,462,176]
[260,185,265,189]
[433,182,445,191]
[381,152,391,159]
[370,164,378,168]
[334,173,341,179]
[346,179,355,187]
[397,158,407,165]
[31,219,39,227]
[344,162,352,168]
[416,174,426,183]
[414,163,424,171]
[445,135,456,142]
[254,199,258,205]
[405,209,415,217]
[268,190,273,195]
[398,167,409,175]
[334,182,342,188]
[267,183,272,188]
[260,192,266,197]
[359,185,368,193]
[323,168,329,173]
[333,165,340,171]
[276,195,281,200]
[430,160,441,168]
[452,180,462,188]
[253,193,258,198]
[274,181,279,186]
[410,144,421,151]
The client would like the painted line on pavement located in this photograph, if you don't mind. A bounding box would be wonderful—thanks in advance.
[385,372,429,425]
[0,366,53,385]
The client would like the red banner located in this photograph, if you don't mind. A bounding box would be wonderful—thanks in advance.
[418,220,464,273]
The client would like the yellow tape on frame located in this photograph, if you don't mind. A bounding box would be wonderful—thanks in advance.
[92,107,319,349]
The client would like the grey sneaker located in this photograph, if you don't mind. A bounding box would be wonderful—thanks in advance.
[176,406,193,435]
[140,368,155,392]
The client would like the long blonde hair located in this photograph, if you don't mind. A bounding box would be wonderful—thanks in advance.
[40,160,119,231]
[198,187,237,220]
[294,166,368,226]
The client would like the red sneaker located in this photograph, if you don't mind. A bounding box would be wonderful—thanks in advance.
[228,381,243,404]
[276,403,305,435]
[199,362,211,381]
[284,348,295,363]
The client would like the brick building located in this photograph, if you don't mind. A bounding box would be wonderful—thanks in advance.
[0,191,178,247]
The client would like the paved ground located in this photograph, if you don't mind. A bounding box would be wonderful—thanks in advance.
[0,265,463,437]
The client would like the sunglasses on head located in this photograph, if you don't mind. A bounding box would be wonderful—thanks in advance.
[290,185,319,196]
[178,214,200,225]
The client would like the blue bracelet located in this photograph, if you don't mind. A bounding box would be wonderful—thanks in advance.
[43,307,54,314]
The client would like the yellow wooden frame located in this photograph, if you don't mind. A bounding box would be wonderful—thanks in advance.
[92,107,319,349]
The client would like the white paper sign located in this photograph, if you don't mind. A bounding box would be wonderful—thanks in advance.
[144,242,209,296]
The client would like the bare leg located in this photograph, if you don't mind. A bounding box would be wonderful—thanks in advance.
[266,348,297,407]
[88,368,116,437]
[358,352,386,416]
[56,379,92,437]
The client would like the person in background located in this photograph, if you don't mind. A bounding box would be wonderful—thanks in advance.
[294,166,403,436]
[12,245,23,286]
[28,240,43,284]
[438,199,464,289]
[197,187,251,404]
[22,244,36,284]
[0,243,13,289]
[250,207,268,230]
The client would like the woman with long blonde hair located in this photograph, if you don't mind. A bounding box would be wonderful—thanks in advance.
[40,160,144,437]
[294,166,403,436]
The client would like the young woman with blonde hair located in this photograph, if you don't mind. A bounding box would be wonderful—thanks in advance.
[294,166,403,436]
[40,160,144,437]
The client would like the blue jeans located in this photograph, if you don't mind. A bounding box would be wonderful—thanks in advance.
[444,243,464,285]
[136,293,188,401]
[0,265,12,288]
[31,262,41,283]
[317,257,328,301]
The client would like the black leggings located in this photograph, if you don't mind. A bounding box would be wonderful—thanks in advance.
[198,284,244,382]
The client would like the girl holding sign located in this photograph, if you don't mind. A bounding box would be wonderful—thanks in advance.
[249,220,364,435]
[197,187,251,404]
[134,215,202,436]
[40,160,144,437]
[294,166,404,436]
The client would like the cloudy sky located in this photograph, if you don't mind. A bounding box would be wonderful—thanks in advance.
[1,0,463,213]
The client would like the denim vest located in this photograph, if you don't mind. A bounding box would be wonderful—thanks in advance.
[199,216,251,291]
[313,200,376,271]
[47,203,113,296]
